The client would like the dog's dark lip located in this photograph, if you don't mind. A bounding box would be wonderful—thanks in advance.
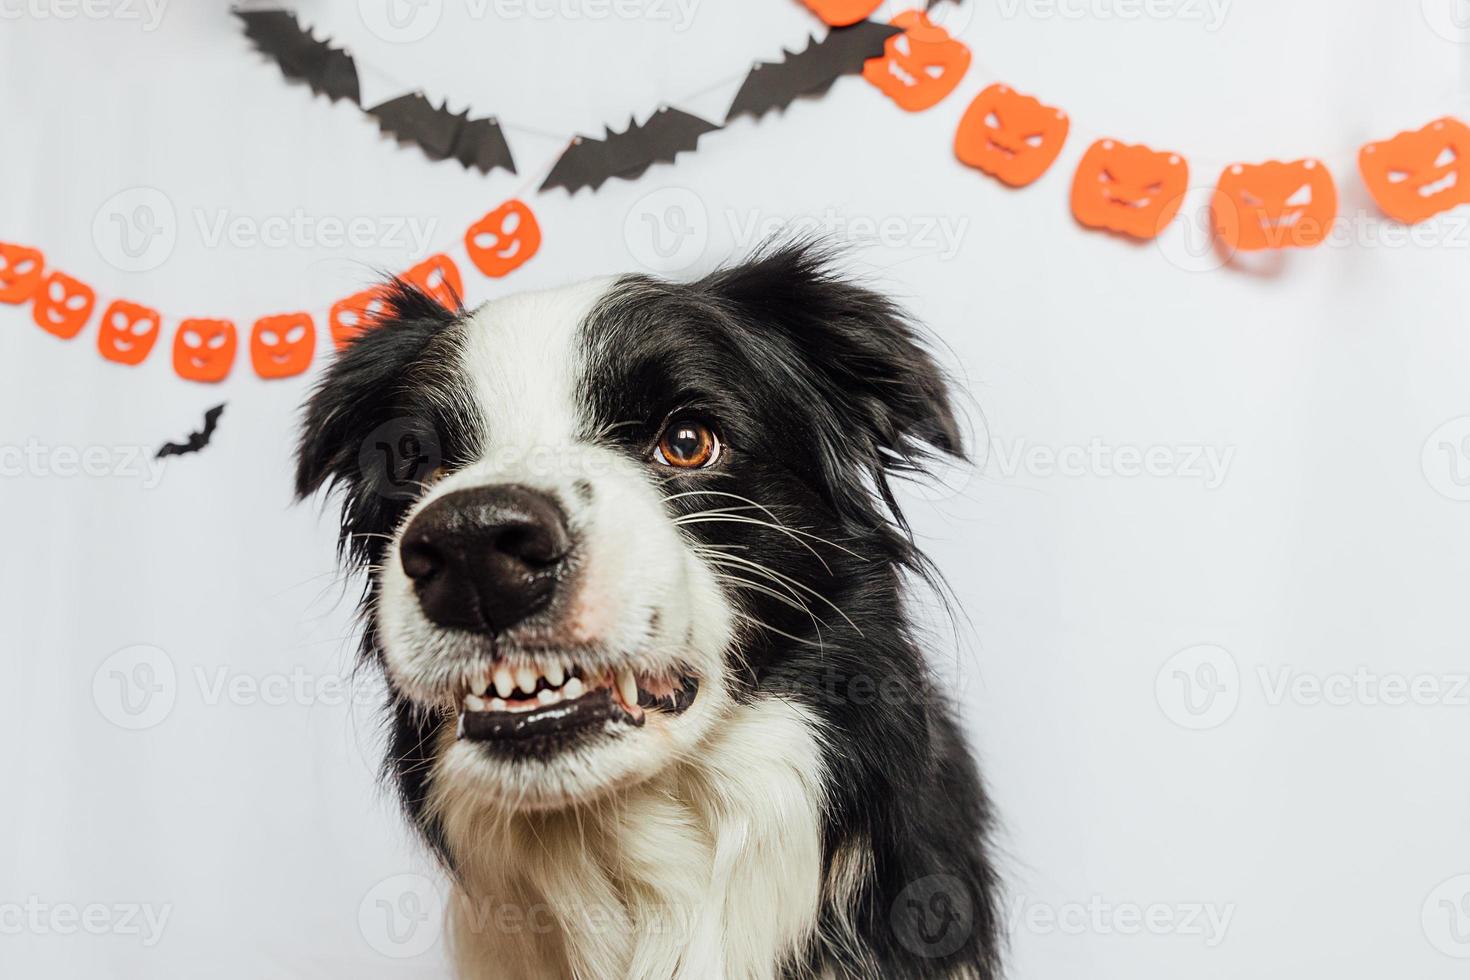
[456,673,699,755]
[460,686,638,749]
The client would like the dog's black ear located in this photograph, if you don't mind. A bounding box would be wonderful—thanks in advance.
[698,241,963,530]
[295,279,463,566]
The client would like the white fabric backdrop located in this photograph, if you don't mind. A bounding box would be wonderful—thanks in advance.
[3,1,1470,977]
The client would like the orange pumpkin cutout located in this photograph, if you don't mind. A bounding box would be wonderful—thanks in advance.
[465,199,542,278]
[1071,139,1189,240]
[1360,117,1470,225]
[801,0,882,26]
[329,287,390,349]
[31,270,96,339]
[1212,159,1337,252]
[863,11,971,113]
[173,318,237,383]
[403,253,463,311]
[97,300,162,366]
[955,84,1070,188]
[250,313,315,379]
[0,242,44,304]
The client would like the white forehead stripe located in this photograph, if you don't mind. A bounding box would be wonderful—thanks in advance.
[459,278,615,450]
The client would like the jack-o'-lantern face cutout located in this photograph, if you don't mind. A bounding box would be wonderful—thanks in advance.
[173,318,237,383]
[0,243,44,304]
[330,287,390,349]
[955,84,1070,188]
[250,313,315,379]
[801,0,882,26]
[1071,139,1189,240]
[403,253,463,311]
[1212,159,1337,251]
[97,300,161,366]
[863,11,971,113]
[31,270,96,339]
[465,199,542,278]
[1360,117,1470,225]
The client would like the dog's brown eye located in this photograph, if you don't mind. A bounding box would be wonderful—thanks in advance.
[655,418,720,469]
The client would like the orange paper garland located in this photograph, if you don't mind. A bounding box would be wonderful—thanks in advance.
[863,10,971,113]
[1212,159,1337,252]
[1359,117,1470,225]
[3,197,542,384]
[955,84,1071,188]
[1070,140,1189,241]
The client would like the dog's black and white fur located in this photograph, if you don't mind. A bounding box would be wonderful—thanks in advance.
[296,244,1001,979]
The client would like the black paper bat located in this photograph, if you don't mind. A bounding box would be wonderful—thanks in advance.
[540,107,721,194]
[724,20,902,123]
[235,9,360,104]
[156,404,225,460]
[366,94,517,175]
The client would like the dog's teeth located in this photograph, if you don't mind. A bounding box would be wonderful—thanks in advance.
[470,673,489,697]
[545,662,565,687]
[465,694,487,712]
[563,677,585,700]
[516,666,538,694]
[493,667,515,699]
[488,697,507,712]
[537,688,560,705]
[617,670,639,709]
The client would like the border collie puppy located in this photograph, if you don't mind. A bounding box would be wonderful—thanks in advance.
[296,243,1000,979]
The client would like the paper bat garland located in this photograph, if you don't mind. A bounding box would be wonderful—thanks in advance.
[235,9,360,104]
[540,107,722,194]
[367,94,516,176]
[238,8,898,190]
[725,20,902,123]
[156,404,225,459]
[236,9,515,175]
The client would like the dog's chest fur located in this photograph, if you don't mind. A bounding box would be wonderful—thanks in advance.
[435,698,827,980]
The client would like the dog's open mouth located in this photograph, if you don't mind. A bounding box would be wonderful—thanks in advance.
[452,660,699,754]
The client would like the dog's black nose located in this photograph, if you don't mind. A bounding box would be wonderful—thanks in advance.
[399,485,571,634]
